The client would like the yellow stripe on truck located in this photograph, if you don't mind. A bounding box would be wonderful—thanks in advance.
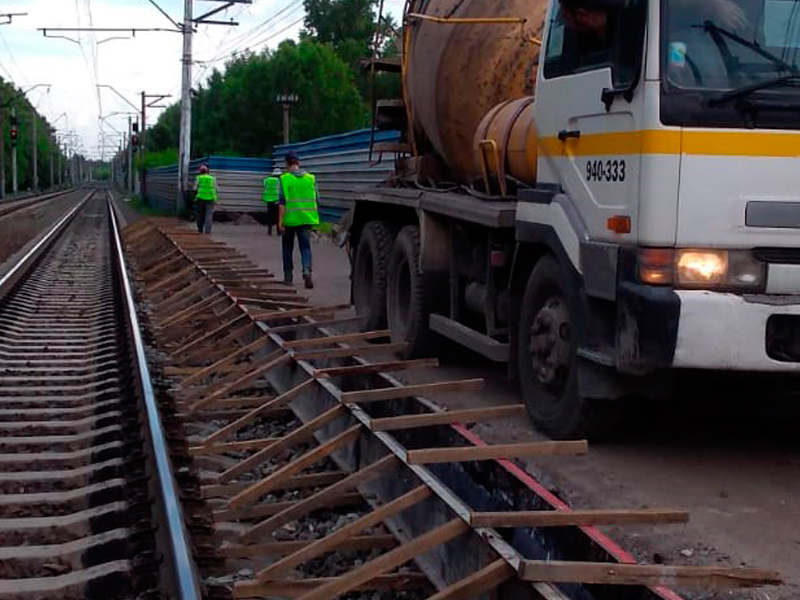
[539,130,800,157]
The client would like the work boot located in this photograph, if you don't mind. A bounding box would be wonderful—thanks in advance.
[303,273,314,289]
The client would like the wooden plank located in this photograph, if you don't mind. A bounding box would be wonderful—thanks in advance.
[237,295,308,306]
[147,264,196,293]
[255,485,432,580]
[180,336,270,388]
[190,437,281,456]
[518,561,782,588]
[422,559,515,600]
[178,407,288,421]
[295,343,409,361]
[219,534,396,558]
[229,425,362,509]
[203,472,345,498]
[252,304,351,322]
[340,379,484,404]
[181,347,283,399]
[180,322,256,364]
[371,405,526,431]
[215,492,363,522]
[282,330,390,349]
[173,313,248,357]
[294,519,469,600]
[243,455,398,543]
[470,509,689,528]
[407,441,588,464]
[190,352,292,413]
[158,293,229,330]
[201,379,316,446]
[165,364,246,377]
[267,316,365,334]
[152,279,208,313]
[218,404,348,483]
[234,573,428,599]
[313,358,439,378]
[139,252,184,279]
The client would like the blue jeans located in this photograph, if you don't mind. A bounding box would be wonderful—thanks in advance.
[196,201,214,233]
[282,225,312,278]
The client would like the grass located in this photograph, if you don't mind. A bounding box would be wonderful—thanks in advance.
[127,195,175,217]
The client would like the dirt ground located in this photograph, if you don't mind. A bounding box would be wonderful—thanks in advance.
[209,221,799,600]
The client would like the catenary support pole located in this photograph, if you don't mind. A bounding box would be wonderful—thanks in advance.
[177,0,193,214]
[0,89,4,199]
[11,107,17,194]
[31,112,38,191]
[128,116,134,193]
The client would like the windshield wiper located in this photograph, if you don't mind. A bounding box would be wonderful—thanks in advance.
[709,74,800,106]
[698,21,798,74]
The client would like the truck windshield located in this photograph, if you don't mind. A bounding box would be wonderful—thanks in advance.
[661,0,800,128]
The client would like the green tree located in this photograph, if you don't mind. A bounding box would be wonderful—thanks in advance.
[0,78,64,193]
[147,39,368,159]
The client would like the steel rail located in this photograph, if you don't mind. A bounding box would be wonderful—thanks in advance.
[107,198,203,600]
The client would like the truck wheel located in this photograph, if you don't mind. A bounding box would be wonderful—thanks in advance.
[353,221,396,331]
[518,256,620,440]
[387,225,440,358]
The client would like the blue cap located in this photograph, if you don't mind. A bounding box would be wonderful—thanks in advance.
[284,151,300,165]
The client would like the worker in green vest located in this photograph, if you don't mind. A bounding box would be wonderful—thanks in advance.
[262,166,282,236]
[194,164,218,234]
[278,151,319,289]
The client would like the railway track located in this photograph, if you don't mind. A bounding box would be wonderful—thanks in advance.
[0,189,75,220]
[0,190,199,599]
[122,214,782,600]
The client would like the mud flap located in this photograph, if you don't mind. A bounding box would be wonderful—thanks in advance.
[616,282,680,375]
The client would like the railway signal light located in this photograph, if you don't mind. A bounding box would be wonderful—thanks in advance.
[10,115,18,146]
[131,133,139,149]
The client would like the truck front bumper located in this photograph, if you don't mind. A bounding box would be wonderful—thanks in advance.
[614,284,800,373]
[672,290,800,371]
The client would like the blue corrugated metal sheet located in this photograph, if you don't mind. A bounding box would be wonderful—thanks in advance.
[273,129,399,160]
[274,129,400,222]
[146,155,274,213]
[145,129,399,222]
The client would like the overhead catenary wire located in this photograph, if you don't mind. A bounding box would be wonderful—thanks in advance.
[195,9,305,66]
[194,0,304,65]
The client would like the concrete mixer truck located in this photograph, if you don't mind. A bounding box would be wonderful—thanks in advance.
[346,0,800,439]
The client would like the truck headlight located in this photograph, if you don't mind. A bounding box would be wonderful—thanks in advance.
[676,250,727,286]
[638,249,766,291]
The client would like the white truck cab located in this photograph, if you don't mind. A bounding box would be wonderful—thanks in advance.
[529,0,800,378]
[352,0,800,440]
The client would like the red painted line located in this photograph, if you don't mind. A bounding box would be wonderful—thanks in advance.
[451,424,687,600]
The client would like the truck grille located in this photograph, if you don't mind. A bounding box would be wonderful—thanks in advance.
[754,247,800,264]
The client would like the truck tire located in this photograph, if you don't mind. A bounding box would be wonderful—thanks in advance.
[353,221,396,331]
[387,225,441,358]
[518,255,621,440]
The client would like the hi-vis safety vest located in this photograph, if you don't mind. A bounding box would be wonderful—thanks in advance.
[280,172,320,227]
[195,174,217,203]
[262,176,280,203]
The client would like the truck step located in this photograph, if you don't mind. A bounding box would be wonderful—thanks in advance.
[429,315,509,362]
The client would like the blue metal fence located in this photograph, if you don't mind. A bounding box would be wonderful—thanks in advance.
[144,129,399,222]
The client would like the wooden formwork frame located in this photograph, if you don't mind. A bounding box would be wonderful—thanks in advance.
[123,219,781,600]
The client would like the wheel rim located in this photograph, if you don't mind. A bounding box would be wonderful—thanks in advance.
[354,245,374,314]
[530,294,572,396]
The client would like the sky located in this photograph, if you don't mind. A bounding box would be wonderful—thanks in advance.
[0,0,315,160]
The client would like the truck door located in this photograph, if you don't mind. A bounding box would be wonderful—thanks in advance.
[534,0,647,243]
